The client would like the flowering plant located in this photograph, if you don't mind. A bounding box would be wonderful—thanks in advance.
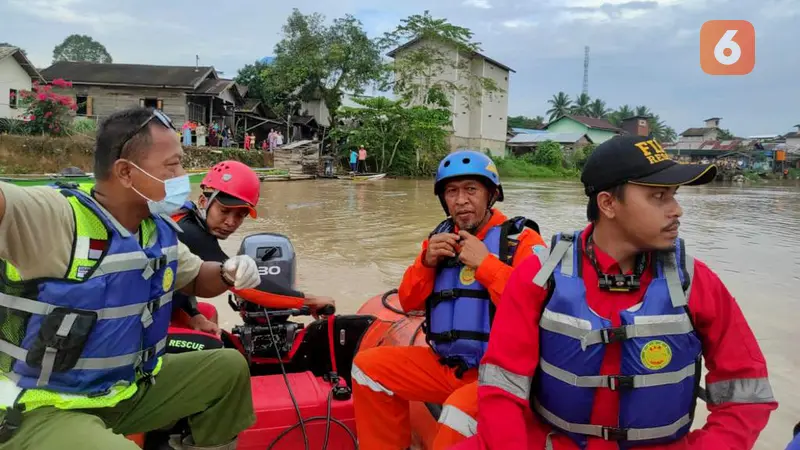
[17,78,77,136]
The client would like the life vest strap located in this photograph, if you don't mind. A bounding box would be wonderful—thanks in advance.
[0,334,167,379]
[0,291,173,323]
[539,359,697,390]
[539,309,695,351]
[534,400,692,441]
[533,233,575,287]
[427,330,490,344]
[428,288,491,309]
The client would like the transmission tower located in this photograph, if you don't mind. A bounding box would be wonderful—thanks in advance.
[582,46,590,96]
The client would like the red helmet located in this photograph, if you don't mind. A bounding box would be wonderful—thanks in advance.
[200,161,260,218]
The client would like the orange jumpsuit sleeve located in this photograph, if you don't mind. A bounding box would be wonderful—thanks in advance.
[397,239,437,313]
[475,228,547,305]
[657,259,778,449]
[476,255,548,449]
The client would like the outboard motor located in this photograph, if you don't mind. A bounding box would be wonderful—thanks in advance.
[228,233,303,361]
[231,232,297,317]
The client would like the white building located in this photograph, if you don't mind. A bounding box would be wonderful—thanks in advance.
[0,46,43,119]
[387,37,514,157]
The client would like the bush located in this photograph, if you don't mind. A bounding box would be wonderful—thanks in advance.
[531,140,563,167]
[17,78,77,136]
[69,118,97,136]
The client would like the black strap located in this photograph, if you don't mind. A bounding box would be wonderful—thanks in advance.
[428,288,491,308]
[427,330,490,344]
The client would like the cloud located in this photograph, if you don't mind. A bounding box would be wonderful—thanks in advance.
[463,0,492,8]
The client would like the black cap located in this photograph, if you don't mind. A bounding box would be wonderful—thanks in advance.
[581,135,718,196]
[203,192,256,217]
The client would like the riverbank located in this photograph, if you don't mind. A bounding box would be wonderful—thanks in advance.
[0,134,267,174]
[493,157,580,179]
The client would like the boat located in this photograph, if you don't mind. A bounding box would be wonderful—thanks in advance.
[0,168,289,187]
[133,232,436,450]
[342,173,387,182]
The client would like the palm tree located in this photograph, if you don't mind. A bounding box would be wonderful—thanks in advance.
[607,104,634,127]
[588,99,608,118]
[546,92,572,122]
[634,105,653,118]
[571,93,592,116]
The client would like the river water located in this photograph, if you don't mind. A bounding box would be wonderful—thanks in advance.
[201,178,799,449]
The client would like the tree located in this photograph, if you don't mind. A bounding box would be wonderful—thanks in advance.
[531,140,563,167]
[717,128,736,140]
[508,115,545,129]
[571,93,592,116]
[546,92,572,122]
[235,60,303,138]
[52,34,113,64]
[0,43,26,56]
[379,11,501,111]
[588,99,608,118]
[267,9,383,134]
[332,96,451,174]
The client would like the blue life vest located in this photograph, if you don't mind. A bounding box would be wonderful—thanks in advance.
[0,187,180,394]
[529,230,701,449]
[425,216,539,372]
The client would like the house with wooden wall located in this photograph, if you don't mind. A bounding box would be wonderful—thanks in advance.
[39,61,246,128]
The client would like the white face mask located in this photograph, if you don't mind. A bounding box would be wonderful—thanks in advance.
[129,162,191,216]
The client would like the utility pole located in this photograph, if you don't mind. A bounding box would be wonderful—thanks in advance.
[582,46,590,96]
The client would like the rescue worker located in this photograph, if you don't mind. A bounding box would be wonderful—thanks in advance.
[0,107,263,450]
[460,135,778,450]
[787,422,800,450]
[171,160,336,320]
[352,150,547,450]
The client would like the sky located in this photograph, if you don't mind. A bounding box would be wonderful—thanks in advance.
[2,0,798,137]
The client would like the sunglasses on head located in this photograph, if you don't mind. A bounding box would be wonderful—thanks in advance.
[117,109,176,157]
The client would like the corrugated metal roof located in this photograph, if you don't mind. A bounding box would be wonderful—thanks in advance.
[510,127,546,134]
[508,132,588,144]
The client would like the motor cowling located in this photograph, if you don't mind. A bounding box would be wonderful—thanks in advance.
[237,232,297,292]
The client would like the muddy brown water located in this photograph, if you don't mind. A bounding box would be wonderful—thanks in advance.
[197,178,799,449]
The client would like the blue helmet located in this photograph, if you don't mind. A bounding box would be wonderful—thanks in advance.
[435,150,503,197]
[434,150,504,213]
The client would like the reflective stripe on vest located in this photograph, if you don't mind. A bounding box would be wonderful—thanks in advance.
[530,230,702,448]
[426,217,529,369]
[0,187,179,408]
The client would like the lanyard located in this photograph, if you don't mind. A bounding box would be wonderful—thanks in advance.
[585,233,647,292]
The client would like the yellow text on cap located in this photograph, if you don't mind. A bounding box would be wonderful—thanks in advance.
[634,139,669,164]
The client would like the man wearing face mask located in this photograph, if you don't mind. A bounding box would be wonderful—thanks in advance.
[352,150,546,450]
[170,161,336,332]
[0,107,261,450]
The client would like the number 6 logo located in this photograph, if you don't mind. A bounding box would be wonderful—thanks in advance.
[700,20,755,75]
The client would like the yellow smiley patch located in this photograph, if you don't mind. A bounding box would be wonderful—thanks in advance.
[640,340,672,370]
[162,266,175,292]
[459,266,476,285]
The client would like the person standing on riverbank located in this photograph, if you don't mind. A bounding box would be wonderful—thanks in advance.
[460,135,777,450]
[349,149,358,173]
[351,150,547,450]
[358,145,367,173]
[0,107,263,449]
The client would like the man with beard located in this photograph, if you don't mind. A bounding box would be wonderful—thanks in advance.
[351,150,547,450]
[461,135,777,450]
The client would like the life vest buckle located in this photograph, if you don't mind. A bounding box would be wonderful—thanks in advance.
[608,375,635,391]
[600,326,627,344]
[439,289,456,299]
[150,255,168,271]
[0,407,22,444]
[601,426,627,441]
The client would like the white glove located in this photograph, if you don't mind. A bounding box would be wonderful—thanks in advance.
[222,255,260,289]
